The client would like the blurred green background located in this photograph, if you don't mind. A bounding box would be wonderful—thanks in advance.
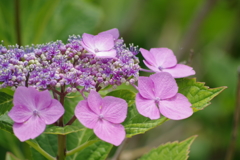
[0,0,240,159]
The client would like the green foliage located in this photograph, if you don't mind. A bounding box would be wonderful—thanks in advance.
[139,136,197,160]
[0,0,102,45]
[0,92,13,116]
[0,113,13,134]
[177,78,227,111]
[44,125,85,135]
[5,152,20,160]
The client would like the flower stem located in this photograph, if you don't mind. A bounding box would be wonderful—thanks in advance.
[66,140,99,156]
[57,86,66,160]
[66,115,77,126]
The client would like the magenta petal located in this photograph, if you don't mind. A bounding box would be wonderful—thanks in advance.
[150,72,178,99]
[138,76,155,99]
[88,90,102,115]
[135,93,160,120]
[75,100,99,129]
[39,99,64,125]
[160,93,193,120]
[13,116,46,142]
[93,34,114,51]
[81,33,95,50]
[13,87,38,111]
[150,48,177,68]
[163,64,196,78]
[95,50,116,58]
[101,96,127,123]
[140,48,157,67]
[94,120,125,146]
[8,105,32,123]
[143,60,159,72]
[99,28,119,40]
[34,90,52,110]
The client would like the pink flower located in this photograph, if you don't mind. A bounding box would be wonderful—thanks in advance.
[140,48,195,78]
[136,72,193,120]
[75,90,127,146]
[8,87,64,141]
[80,28,119,58]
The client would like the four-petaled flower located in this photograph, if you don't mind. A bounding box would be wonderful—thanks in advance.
[140,48,195,78]
[136,72,193,120]
[8,86,65,141]
[75,90,127,146]
[80,28,119,58]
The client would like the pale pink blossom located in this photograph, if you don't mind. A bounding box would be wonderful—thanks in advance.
[75,90,127,146]
[136,72,193,120]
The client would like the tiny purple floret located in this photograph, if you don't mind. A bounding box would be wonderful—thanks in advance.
[8,86,65,141]
[135,72,193,120]
[80,28,120,58]
[75,90,127,146]
[140,48,195,78]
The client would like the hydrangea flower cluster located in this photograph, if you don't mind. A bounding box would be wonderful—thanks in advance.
[6,28,195,147]
[0,28,139,92]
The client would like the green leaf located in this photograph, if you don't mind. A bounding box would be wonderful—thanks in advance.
[139,135,197,160]
[177,78,227,111]
[0,112,13,134]
[67,141,112,160]
[27,134,57,160]
[5,152,20,160]
[44,125,85,135]
[0,92,13,116]
[106,89,136,106]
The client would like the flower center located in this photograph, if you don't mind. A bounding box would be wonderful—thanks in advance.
[33,110,39,116]
[158,66,163,71]
[99,114,104,120]
[94,48,99,53]
[155,97,161,103]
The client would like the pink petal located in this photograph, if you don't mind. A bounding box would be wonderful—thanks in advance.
[75,100,99,129]
[8,105,32,123]
[150,72,178,99]
[80,41,95,54]
[93,34,114,51]
[163,64,196,78]
[34,90,52,110]
[99,28,119,40]
[95,49,116,58]
[140,48,157,67]
[13,87,38,111]
[150,48,177,69]
[81,33,95,51]
[101,96,127,123]
[138,76,155,99]
[13,116,46,141]
[88,90,102,115]
[143,60,159,72]
[94,120,125,146]
[135,93,160,120]
[39,99,65,125]
[159,93,193,120]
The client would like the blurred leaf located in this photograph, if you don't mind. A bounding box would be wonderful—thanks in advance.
[177,78,226,111]
[5,152,20,160]
[0,112,13,134]
[139,135,197,160]
[44,125,85,135]
[0,92,13,116]
[0,0,102,45]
